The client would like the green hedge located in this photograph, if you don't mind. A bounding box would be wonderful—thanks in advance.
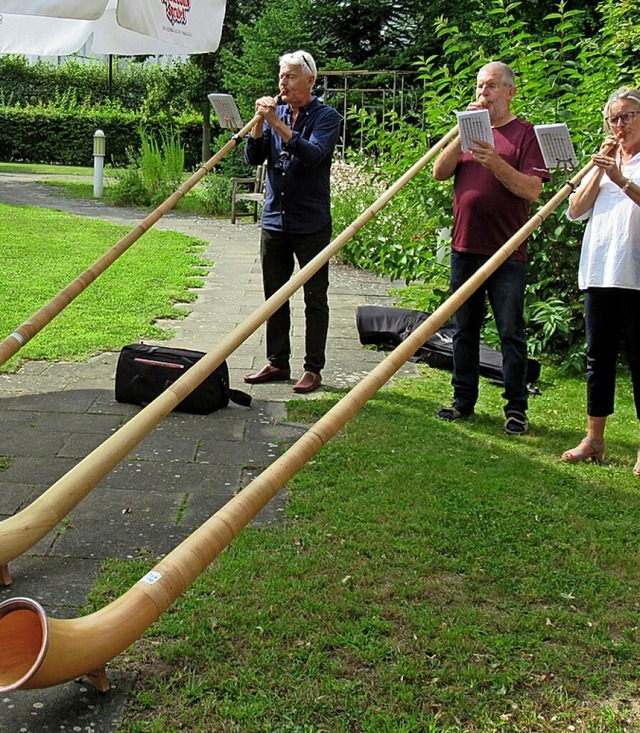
[0,106,204,168]
[0,55,188,111]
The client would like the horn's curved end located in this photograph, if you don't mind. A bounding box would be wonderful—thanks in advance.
[0,597,49,692]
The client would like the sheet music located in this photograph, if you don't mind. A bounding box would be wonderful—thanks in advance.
[534,123,578,170]
[207,93,244,130]
[456,109,493,152]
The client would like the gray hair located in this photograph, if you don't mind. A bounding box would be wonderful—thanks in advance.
[479,61,516,87]
[279,50,317,79]
[604,86,640,124]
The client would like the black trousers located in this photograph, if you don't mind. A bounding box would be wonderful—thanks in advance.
[585,287,640,419]
[260,224,331,373]
[450,252,528,415]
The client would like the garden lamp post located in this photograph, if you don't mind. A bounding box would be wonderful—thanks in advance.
[93,129,106,198]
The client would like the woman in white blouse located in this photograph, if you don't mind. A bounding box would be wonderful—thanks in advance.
[563,87,640,474]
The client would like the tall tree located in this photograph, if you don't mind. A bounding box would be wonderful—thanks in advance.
[220,0,316,120]
[305,0,601,70]
[187,0,268,160]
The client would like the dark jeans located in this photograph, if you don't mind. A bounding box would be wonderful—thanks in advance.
[450,251,528,415]
[585,287,640,419]
[260,224,331,374]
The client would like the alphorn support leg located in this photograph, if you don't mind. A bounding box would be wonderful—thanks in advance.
[81,666,111,693]
[0,564,11,587]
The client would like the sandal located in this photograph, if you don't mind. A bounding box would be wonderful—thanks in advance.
[562,436,605,464]
[634,450,640,477]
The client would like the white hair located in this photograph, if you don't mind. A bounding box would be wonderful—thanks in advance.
[279,50,317,79]
[603,87,640,131]
[604,86,640,116]
[478,61,516,87]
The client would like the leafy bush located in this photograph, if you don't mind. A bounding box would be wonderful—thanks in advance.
[332,117,451,273]
[140,128,185,203]
[195,174,232,216]
[0,55,200,114]
[108,166,150,208]
[0,55,207,168]
[110,127,186,207]
[331,0,639,369]
[0,103,202,168]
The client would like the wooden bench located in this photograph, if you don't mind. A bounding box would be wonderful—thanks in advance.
[230,164,266,223]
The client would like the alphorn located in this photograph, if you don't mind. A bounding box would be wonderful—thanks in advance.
[0,126,459,587]
[0,113,263,368]
[0,146,599,692]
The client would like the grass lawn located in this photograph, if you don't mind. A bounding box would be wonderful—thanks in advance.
[0,201,208,372]
[0,162,95,176]
[1,163,639,730]
[42,178,209,215]
[85,363,640,733]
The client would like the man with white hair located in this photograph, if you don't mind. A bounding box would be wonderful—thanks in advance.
[243,50,341,394]
[433,61,548,435]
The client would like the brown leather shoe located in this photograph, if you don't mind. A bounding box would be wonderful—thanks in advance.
[244,363,291,384]
[292,370,322,394]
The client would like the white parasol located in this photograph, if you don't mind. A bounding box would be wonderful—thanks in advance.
[0,0,226,56]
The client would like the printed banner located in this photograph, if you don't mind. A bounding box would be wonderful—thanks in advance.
[117,0,226,53]
[0,0,226,55]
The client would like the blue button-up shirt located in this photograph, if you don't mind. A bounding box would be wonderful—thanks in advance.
[245,97,341,234]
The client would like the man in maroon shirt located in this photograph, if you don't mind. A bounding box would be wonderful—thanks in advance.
[432,61,548,435]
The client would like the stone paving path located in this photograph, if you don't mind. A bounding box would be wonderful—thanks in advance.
[0,174,415,732]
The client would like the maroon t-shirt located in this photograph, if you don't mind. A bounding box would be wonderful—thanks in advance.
[452,117,548,262]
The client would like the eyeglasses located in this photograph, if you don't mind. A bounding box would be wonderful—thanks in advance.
[476,81,508,91]
[607,111,639,126]
[292,51,316,77]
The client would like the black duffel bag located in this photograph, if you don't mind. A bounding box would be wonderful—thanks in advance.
[356,305,541,386]
[115,343,251,414]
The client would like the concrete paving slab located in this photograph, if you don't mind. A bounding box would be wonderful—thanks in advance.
[0,555,103,612]
[35,411,123,435]
[0,482,41,515]
[50,486,221,558]
[2,429,71,457]
[0,455,81,486]
[0,671,136,733]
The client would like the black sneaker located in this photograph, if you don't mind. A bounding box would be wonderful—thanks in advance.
[505,410,528,435]
[437,405,473,422]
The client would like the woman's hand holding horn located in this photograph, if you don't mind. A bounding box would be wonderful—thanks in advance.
[568,136,621,218]
[591,135,624,187]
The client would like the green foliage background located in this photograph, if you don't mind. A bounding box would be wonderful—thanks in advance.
[0,0,639,368]
[332,0,640,371]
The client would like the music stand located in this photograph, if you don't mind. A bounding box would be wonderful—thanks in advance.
[534,123,578,172]
[208,93,244,131]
